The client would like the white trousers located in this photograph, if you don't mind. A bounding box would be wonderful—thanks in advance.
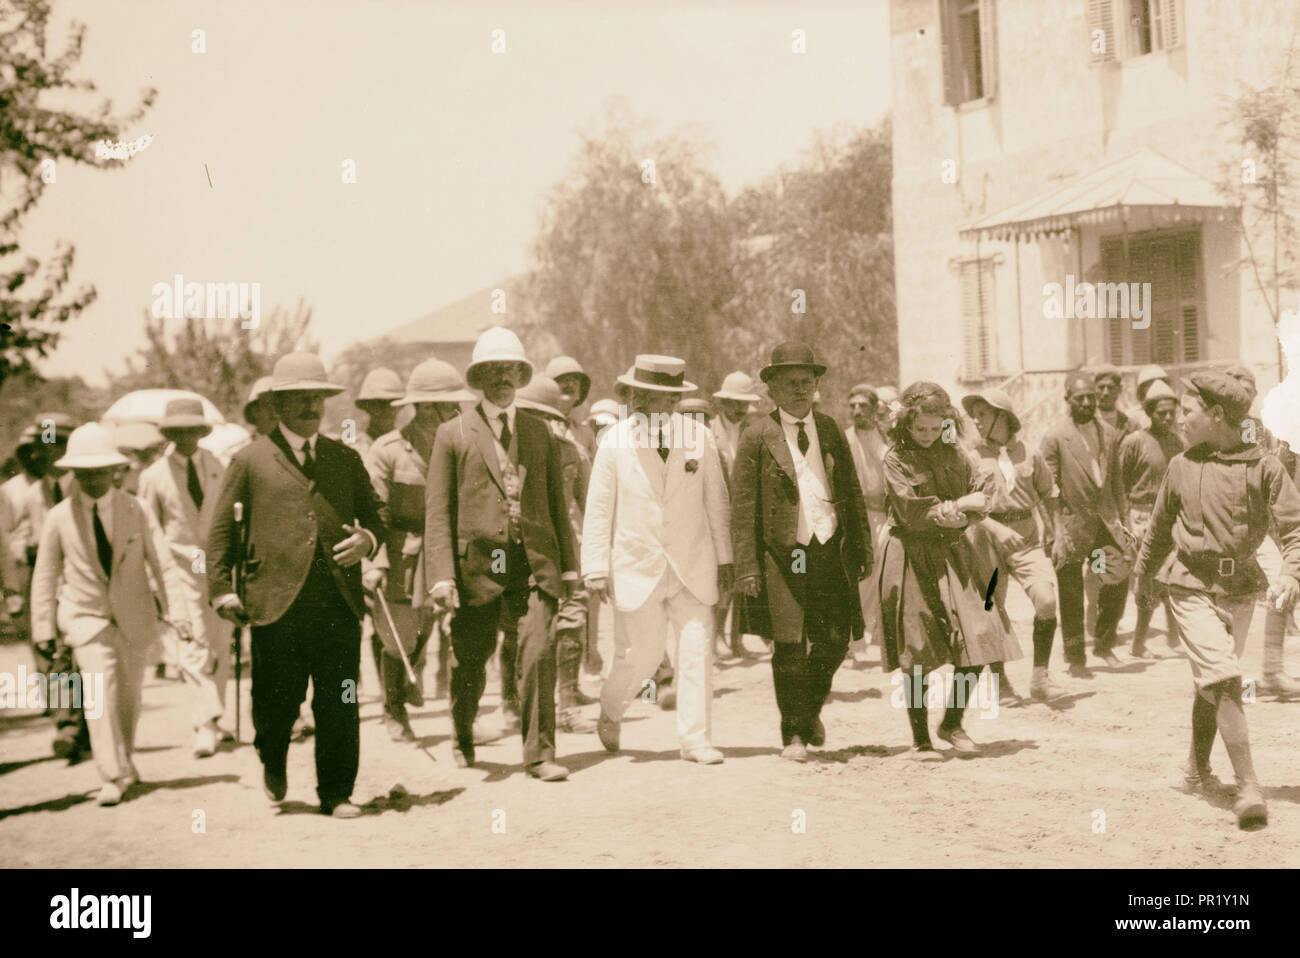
[601,567,714,750]
[75,624,149,785]
[173,565,233,730]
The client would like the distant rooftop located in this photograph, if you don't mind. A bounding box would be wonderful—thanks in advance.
[380,277,522,345]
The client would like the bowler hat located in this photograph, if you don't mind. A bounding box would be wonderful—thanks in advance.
[617,355,697,393]
[55,423,130,470]
[158,397,212,435]
[393,359,475,406]
[759,342,827,383]
[961,387,1022,435]
[269,352,343,395]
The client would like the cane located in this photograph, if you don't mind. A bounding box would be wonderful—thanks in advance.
[375,588,420,686]
[232,501,249,744]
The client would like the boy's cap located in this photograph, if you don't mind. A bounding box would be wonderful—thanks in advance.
[1181,371,1252,423]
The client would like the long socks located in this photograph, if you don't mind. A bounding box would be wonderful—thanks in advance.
[1031,617,1056,668]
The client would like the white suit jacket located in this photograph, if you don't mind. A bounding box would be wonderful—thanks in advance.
[30,486,190,648]
[581,413,732,612]
[137,446,224,567]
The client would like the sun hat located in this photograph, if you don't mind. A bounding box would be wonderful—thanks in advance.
[269,352,344,395]
[393,359,475,406]
[465,327,533,391]
[616,355,697,393]
[54,423,130,470]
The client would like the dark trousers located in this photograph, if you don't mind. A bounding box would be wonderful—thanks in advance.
[450,544,559,766]
[1056,559,1128,663]
[251,556,361,805]
[34,641,89,752]
[770,537,852,744]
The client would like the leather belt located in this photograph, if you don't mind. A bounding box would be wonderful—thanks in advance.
[990,509,1032,523]
[1178,550,1249,580]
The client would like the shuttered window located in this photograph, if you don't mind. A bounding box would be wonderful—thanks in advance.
[1093,0,1183,63]
[1100,229,1203,366]
[960,258,998,380]
[941,0,998,105]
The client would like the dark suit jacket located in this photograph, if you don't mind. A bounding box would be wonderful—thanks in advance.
[206,428,388,626]
[1040,415,1128,558]
[731,409,872,643]
[425,404,576,607]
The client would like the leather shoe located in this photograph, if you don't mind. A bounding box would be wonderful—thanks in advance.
[937,724,979,756]
[526,761,570,781]
[96,782,124,806]
[681,746,724,764]
[1234,784,1268,829]
[781,737,808,762]
[1067,663,1094,679]
[263,767,287,803]
[597,710,620,752]
[808,719,826,747]
[323,801,363,819]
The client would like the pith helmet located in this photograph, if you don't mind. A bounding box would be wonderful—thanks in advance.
[516,375,567,420]
[54,423,130,470]
[393,358,475,406]
[243,376,274,418]
[586,398,620,428]
[713,371,760,403]
[466,326,532,390]
[357,367,405,402]
[961,387,1022,435]
[269,352,343,395]
[544,356,590,405]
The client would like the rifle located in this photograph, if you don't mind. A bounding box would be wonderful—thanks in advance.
[231,501,252,744]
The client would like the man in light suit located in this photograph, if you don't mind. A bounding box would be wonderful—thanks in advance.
[30,423,193,806]
[207,353,388,819]
[583,356,732,764]
[138,398,231,758]
[845,383,887,667]
[425,327,578,780]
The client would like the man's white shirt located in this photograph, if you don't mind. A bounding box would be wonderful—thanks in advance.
[777,408,837,545]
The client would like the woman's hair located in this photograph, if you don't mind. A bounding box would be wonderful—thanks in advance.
[888,381,961,448]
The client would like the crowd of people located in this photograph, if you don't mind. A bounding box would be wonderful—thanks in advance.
[2,331,1297,830]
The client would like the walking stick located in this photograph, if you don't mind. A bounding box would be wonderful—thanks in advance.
[375,588,420,686]
[231,501,250,744]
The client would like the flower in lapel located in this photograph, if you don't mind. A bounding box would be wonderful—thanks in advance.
[684,457,699,474]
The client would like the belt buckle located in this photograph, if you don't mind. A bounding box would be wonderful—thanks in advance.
[1218,557,1235,577]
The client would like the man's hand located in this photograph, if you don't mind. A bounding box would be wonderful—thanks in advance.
[584,575,611,605]
[429,581,459,614]
[215,596,249,625]
[1267,575,1300,612]
[4,592,23,616]
[1050,530,1070,570]
[170,618,194,642]
[933,501,966,528]
[735,574,761,597]
[717,563,734,597]
[362,568,387,594]
[333,522,371,568]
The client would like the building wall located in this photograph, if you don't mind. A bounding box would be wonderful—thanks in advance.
[891,0,1296,398]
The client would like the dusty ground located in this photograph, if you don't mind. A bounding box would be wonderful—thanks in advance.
[2,581,1299,869]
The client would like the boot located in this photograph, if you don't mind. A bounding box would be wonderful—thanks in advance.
[556,628,595,732]
[1261,612,1300,698]
[1029,666,1068,702]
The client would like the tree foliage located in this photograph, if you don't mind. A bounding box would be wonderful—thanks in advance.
[0,0,156,387]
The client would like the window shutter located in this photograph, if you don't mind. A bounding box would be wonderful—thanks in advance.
[979,0,998,101]
[1176,232,1201,360]
[960,260,995,379]
[1160,0,1182,50]
[1100,238,1126,364]
[940,1,959,105]
[1181,306,1199,361]
[1129,241,1151,363]
[1087,0,1118,64]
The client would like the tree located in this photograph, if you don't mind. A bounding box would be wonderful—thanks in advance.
[1219,31,1300,379]
[0,0,156,388]
[105,300,315,420]
[516,103,736,399]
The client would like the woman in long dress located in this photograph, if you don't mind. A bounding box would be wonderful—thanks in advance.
[877,382,1020,758]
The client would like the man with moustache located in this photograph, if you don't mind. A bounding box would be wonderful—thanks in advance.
[731,343,872,761]
[425,327,578,780]
[1040,372,1130,677]
[207,353,388,818]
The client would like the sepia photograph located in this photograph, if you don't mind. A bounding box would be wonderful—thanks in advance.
[1,0,1297,929]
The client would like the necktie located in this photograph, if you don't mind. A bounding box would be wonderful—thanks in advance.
[796,421,810,456]
[997,447,1016,488]
[186,456,204,509]
[656,426,669,462]
[498,413,512,452]
[92,502,112,578]
[52,481,63,505]
[301,441,315,480]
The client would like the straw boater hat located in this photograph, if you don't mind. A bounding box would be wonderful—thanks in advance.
[961,387,1022,435]
[243,376,273,418]
[269,352,344,394]
[713,371,760,403]
[356,367,405,403]
[544,356,591,405]
[158,397,212,435]
[55,423,130,470]
[465,327,533,390]
[1141,379,1178,409]
[758,342,826,383]
[617,355,697,393]
[392,358,474,406]
[515,375,567,420]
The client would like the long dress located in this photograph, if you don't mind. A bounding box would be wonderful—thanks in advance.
[877,438,1020,672]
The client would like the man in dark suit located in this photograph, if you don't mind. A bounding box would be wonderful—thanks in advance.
[732,342,873,762]
[425,327,578,781]
[207,352,388,819]
[1040,371,1130,678]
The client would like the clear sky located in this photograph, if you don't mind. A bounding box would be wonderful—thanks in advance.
[25,0,891,383]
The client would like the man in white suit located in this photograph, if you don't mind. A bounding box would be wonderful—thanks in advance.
[30,424,193,806]
[582,355,733,764]
[137,398,231,758]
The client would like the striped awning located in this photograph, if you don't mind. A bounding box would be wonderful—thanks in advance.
[959,147,1232,242]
